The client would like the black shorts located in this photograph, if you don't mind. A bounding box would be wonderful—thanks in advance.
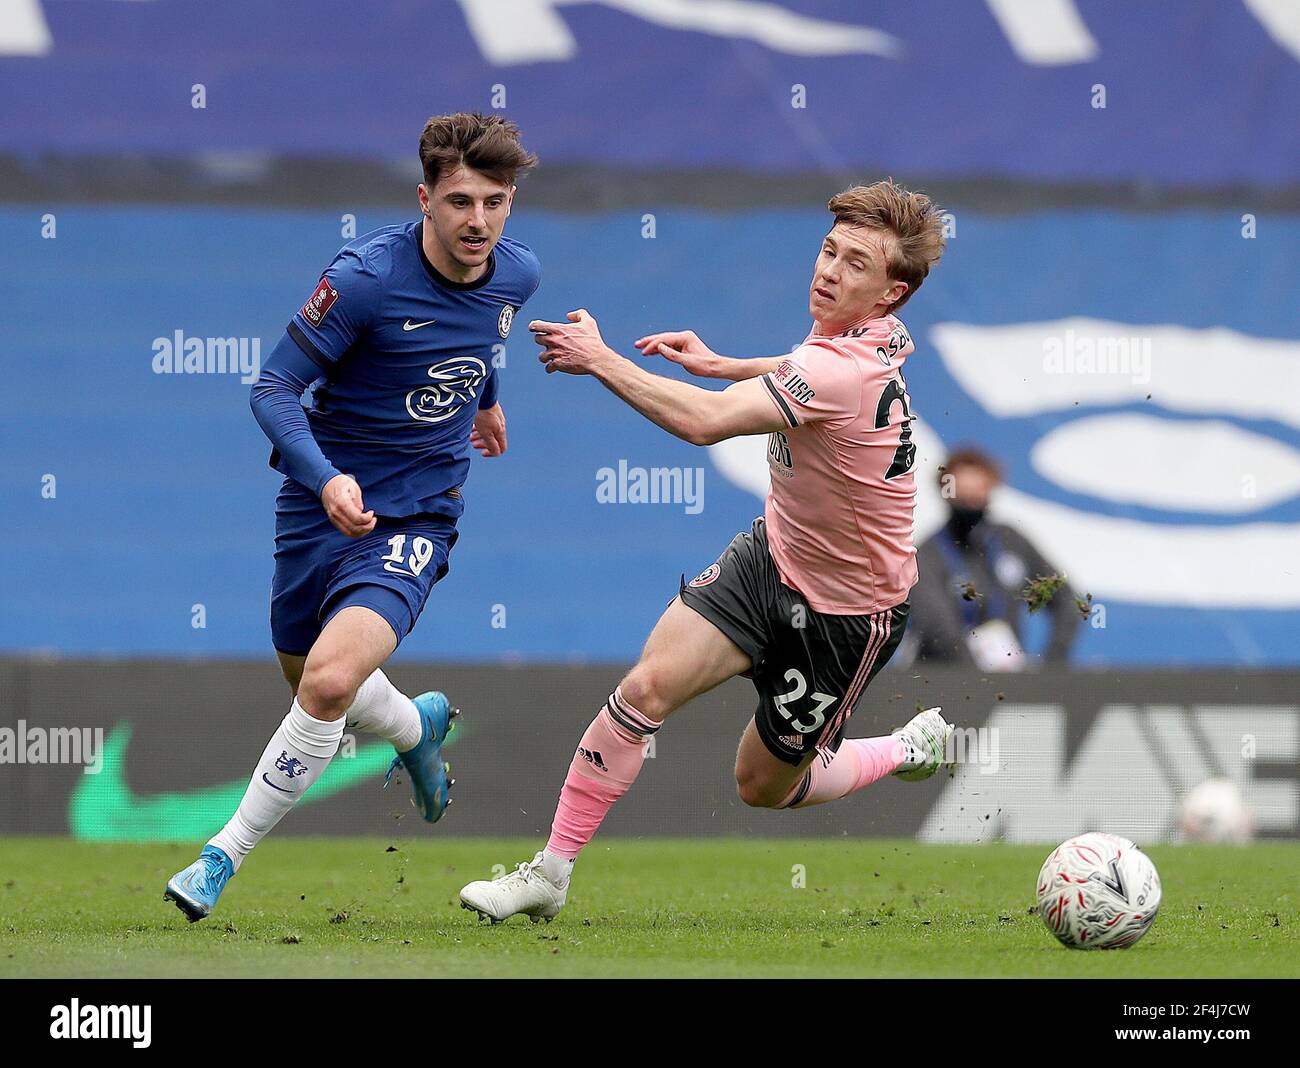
[678,518,908,765]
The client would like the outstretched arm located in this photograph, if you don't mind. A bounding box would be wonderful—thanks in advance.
[633,329,787,382]
[532,311,787,446]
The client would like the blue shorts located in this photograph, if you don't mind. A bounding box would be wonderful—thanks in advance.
[270,483,459,656]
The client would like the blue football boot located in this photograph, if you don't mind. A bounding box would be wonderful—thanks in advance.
[384,691,458,822]
[164,845,235,922]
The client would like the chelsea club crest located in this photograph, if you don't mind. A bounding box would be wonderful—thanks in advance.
[498,305,515,338]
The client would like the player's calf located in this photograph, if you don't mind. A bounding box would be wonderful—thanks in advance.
[733,717,813,808]
[735,766,805,808]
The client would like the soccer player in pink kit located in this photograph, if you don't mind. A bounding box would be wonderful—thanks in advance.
[461,180,953,923]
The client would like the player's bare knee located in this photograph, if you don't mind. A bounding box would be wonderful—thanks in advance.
[737,781,782,809]
[618,666,672,723]
[735,770,784,809]
[296,662,357,720]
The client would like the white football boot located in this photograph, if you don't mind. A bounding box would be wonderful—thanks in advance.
[892,706,955,781]
[460,852,568,924]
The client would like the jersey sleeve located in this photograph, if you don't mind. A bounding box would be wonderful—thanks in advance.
[477,241,536,412]
[478,365,499,409]
[286,248,383,368]
[250,332,341,496]
[512,242,542,306]
[760,338,864,428]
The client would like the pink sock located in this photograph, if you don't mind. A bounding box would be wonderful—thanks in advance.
[782,735,905,808]
[545,688,660,859]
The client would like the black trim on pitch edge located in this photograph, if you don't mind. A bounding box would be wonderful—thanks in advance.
[6,156,1294,213]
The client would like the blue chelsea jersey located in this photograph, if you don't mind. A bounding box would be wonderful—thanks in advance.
[283,219,540,519]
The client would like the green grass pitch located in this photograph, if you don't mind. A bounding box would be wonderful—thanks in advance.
[1,838,1295,978]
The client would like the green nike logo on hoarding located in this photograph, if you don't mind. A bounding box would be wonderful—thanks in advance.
[68,722,460,842]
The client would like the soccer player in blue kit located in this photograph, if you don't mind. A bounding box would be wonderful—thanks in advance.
[165,114,541,921]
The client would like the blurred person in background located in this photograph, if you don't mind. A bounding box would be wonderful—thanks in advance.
[909,447,1080,670]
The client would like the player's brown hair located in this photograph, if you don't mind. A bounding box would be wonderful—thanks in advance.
[419,113,538,189]
[937,446,1003,488]
[828,179,946,312]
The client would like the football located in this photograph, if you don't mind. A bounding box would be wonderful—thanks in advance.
[1179,778,1255,844]
[1036,832,1162,949]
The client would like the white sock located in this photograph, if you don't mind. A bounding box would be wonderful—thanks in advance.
[208,700,344,871]
[344,669,423,752]
[541,849,575,888]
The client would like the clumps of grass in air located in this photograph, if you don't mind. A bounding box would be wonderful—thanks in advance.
[1022,574,1067,614]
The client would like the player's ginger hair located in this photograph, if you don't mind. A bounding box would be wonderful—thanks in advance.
[419,112,538,189]
[828,179,946,313]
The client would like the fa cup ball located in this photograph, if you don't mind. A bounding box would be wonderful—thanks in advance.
[1179,778,1254,844]
[1036,832,1161,949]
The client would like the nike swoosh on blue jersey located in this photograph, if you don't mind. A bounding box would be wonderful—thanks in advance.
[403,319,436,331]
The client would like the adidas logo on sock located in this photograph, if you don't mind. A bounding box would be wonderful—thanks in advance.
[577,746,608,772]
